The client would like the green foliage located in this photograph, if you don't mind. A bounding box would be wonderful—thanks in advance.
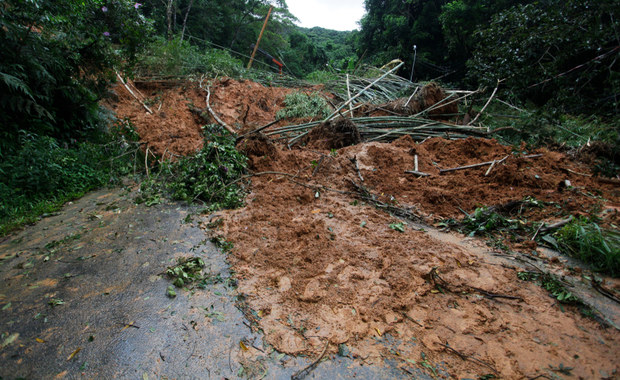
[517,271,580,303]
[306,70,339,84]
[551,218,620,277]
[0,0,152,152]
[135,36,244,77]
[457,206,532,237]
[490,109,620,148]
[139,125,247,210]
[166,257,206,288]
[275,92,331,119]
[468,0,619,114]
[0,128,142,237]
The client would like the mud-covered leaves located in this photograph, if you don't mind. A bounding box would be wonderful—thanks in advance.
[389,222,406,232]
[166,257,206,288]
[517,272,579,304]
[48,298,65,307]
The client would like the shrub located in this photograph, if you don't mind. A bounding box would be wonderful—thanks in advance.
[138,125,248,210]
[276,92,331,119]
[552,218,620,277]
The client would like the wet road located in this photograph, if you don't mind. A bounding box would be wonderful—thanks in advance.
[0,188,431,379]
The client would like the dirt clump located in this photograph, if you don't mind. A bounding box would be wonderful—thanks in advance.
[303,118,361,149]
[236,132,279,169]
[371,82,458,119]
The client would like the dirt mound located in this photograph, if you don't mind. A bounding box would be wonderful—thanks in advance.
[236,132,279,169]
[303,118,361,149]
[370,82,458,119]
[209,77,295,131]
[213,137,620,378]
[107,78,298,157]
[106,82,207,157]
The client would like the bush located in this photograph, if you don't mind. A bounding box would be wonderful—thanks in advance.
[0,127,141,236]
[138,125,248,210]
[276,92,331,119]
[135,36,244,78]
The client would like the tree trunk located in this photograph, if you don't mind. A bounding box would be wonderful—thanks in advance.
[180,0,194,42]
[166,0,174,40]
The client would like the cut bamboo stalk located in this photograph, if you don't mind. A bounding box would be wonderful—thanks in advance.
[405,170,430,177]
[469,81,500,125]
[414,154,419,172]
[116,71,153,114]
[346,74,354,117]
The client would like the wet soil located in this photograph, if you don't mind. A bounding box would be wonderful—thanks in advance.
[214,138,620,379]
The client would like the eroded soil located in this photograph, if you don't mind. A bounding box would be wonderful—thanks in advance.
[108,79,619,378]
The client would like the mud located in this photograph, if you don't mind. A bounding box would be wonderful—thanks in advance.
[109,78,620,378]
[212,137,620,379]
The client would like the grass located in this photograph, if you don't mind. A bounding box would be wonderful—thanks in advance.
[551,217,620,277]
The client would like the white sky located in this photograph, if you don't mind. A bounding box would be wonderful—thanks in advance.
[285,0,366,31]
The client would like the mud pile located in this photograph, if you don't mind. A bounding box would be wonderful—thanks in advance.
[215,136,619,378]
[303,118,361,150]
[108,78,297,157]
[112,78,619,378]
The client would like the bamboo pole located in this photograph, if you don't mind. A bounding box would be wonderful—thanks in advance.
[247,6,273,70]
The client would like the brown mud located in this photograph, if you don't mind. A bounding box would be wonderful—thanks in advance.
[110,78,620,379]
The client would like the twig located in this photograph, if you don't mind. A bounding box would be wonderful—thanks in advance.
[203,82,237,135]
[531,222,544,241]
[145,146,150,178]
[469,80,500,125]
[236,119,281,141]
[291,340,329,380]
[438,341,498,374]
[540,216,573,232]
[312,155,326,177]
[116,71,153,114]
[350,156,364,182]
[440,155,509,174]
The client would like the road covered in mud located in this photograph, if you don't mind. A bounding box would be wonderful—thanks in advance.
[2,77,617,379]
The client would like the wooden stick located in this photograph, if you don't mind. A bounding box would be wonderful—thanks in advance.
[440,155,509,174]
[116,71,153,114]
[405,170,430,177]
[204,83,237,136]
[469,80,500,125]
[236,118,280,141]
[346,74,354,117]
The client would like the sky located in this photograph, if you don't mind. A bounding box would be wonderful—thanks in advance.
[285,0,366,31]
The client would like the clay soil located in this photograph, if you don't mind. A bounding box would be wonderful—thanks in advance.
[112,78,620,379]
